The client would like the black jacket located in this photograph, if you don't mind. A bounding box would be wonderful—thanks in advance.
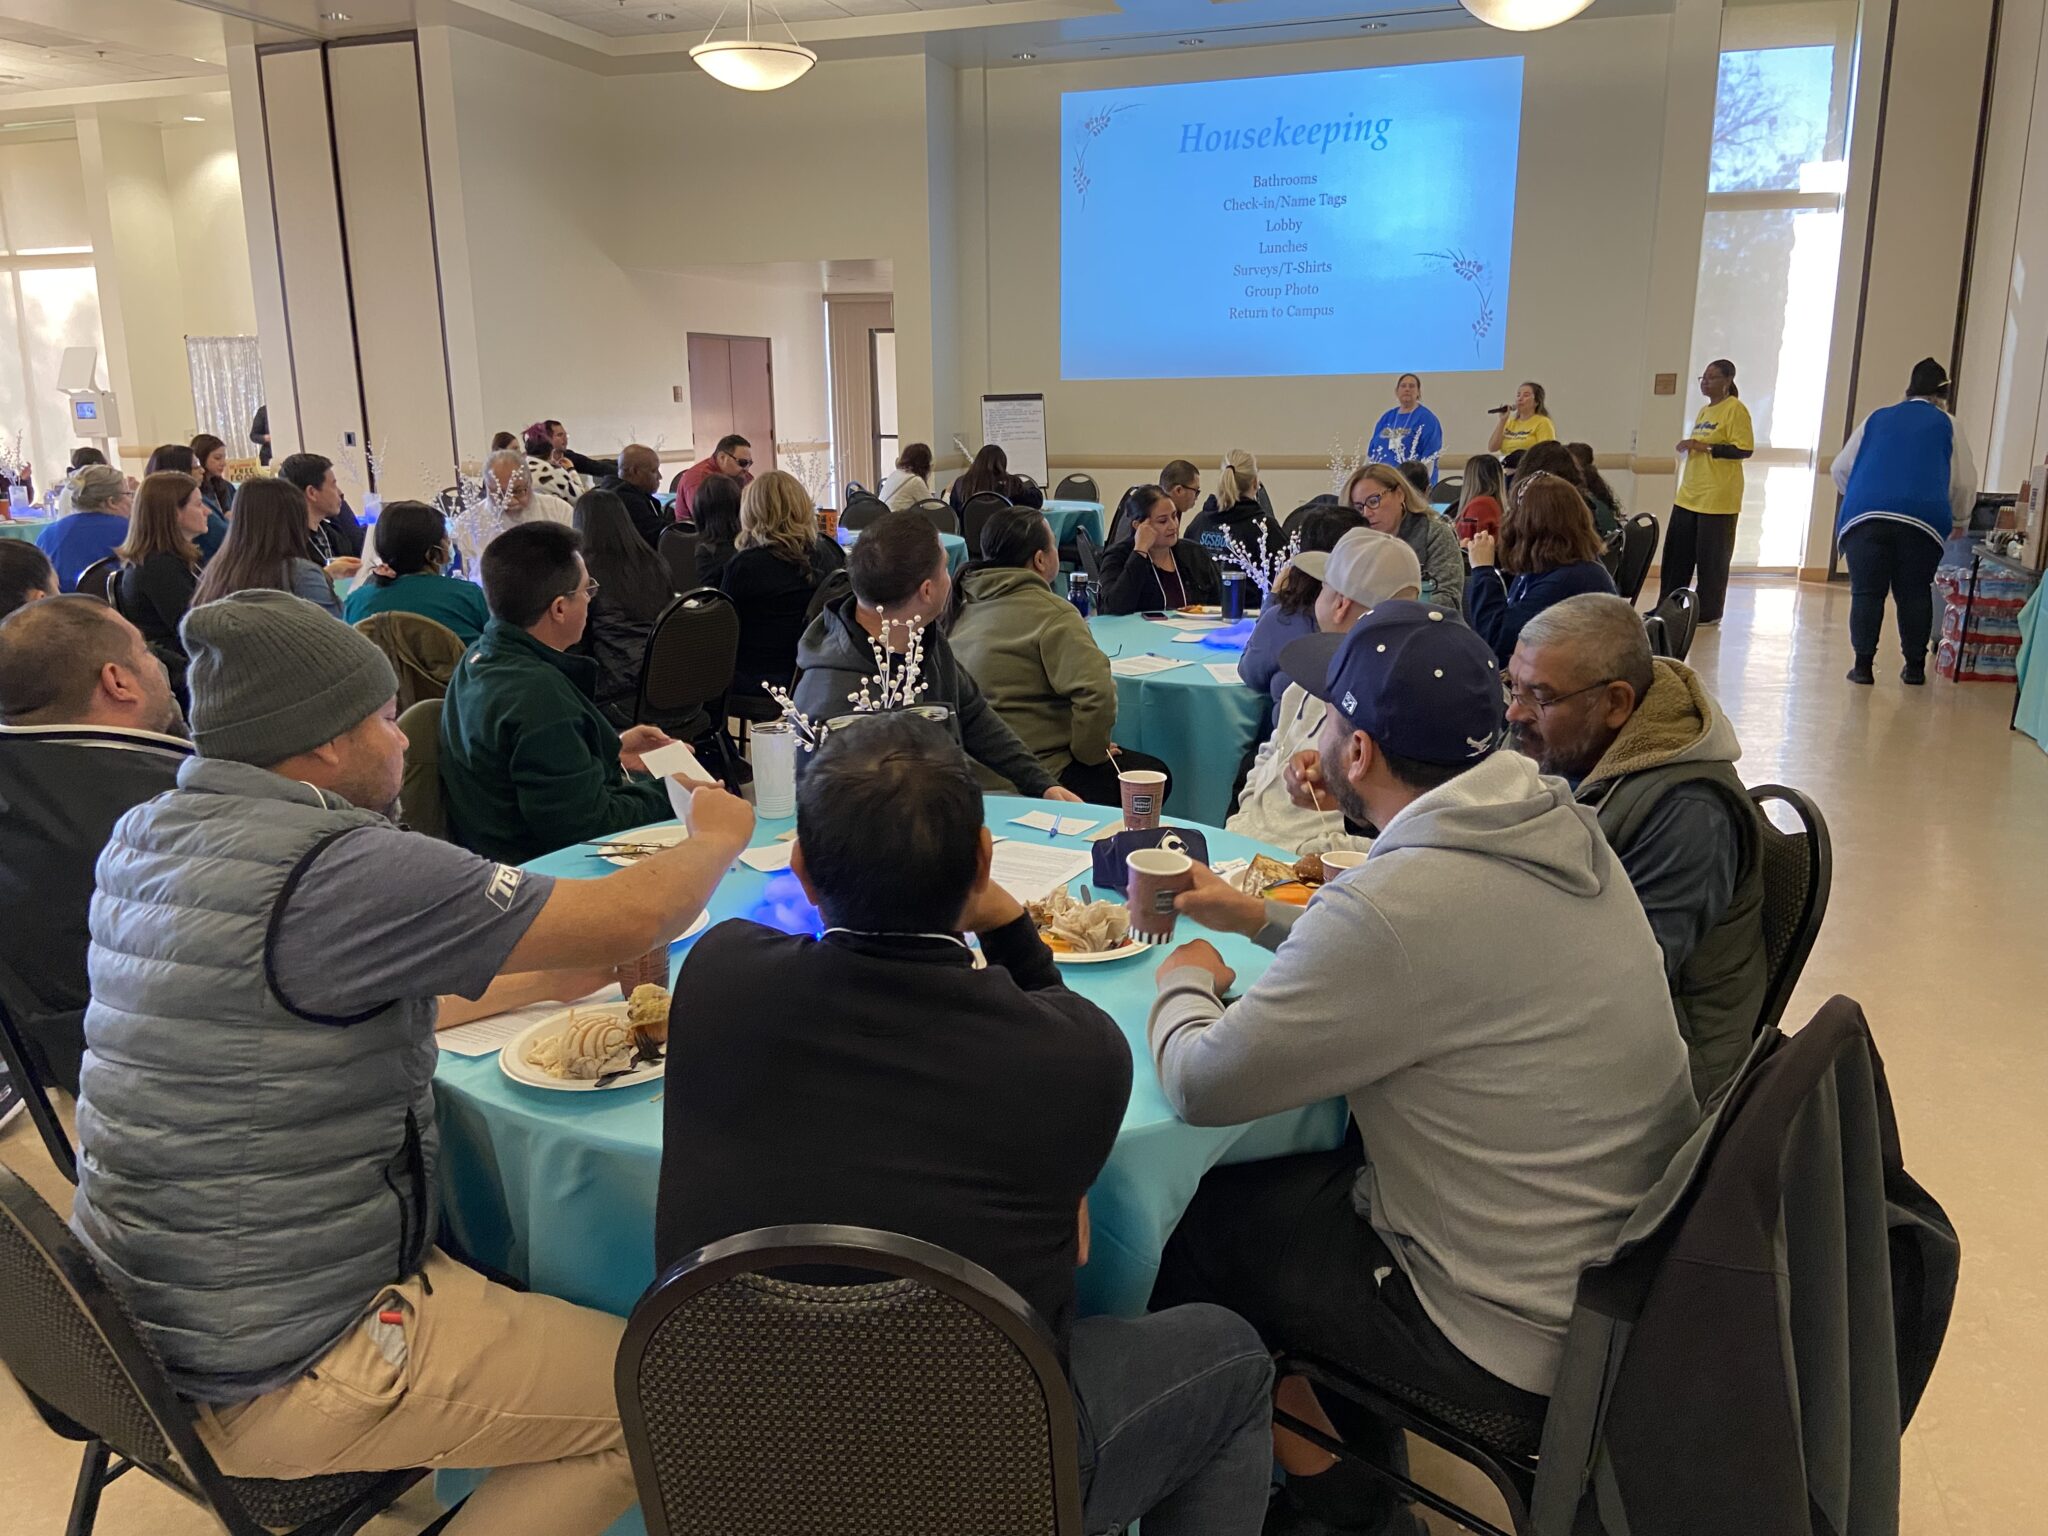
[791,594,1055,795]
[565,448,618,482]
[0,724,192,1093]
[1530,996,1958,1535]
[580,590,658,728]
[1185,496,1284,566]
[948,475,1045,514]
[1098,538,1223,614]
[602,477,669,550]
[720,538,845,702]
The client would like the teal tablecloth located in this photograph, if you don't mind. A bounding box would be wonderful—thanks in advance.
[838,524,968,576]
[1089,613,1269,825]
[0,517,51,542]
[2018,583,2048,753]
[433,794,1342,1319]
[1041,499,1105,548]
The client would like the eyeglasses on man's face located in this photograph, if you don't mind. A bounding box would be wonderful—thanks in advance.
[1502,677,1615,716]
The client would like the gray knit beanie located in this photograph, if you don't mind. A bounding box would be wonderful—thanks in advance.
[180,590,398,765]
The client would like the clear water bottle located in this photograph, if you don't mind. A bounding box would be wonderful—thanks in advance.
[1069,570,1094,618]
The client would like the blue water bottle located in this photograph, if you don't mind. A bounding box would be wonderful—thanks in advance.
[1069,571,1093,618]
[1221,570,1247,621]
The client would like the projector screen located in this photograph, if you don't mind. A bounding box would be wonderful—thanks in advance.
[1060,56,1524,381]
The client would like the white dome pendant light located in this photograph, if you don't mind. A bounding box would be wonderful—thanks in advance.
[690,0,817,91]
[1459,0,1596,31]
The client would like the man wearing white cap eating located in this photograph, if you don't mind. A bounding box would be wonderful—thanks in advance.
[1225,528,1421,855]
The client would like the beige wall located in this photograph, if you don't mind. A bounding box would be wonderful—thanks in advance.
[161,117,258,340]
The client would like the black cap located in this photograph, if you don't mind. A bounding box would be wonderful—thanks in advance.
[1908,357,1950,400]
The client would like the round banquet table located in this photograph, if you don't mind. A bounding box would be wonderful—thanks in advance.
[431,796,1344,1529]
[0,517,51,543]
[433,795,1344,1319]
[1040,498,1105,549]
[837,522,969,576]
[1088,612,1271,825]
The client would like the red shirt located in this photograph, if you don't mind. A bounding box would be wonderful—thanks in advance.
[1456,494,1502,543]
[675,455,754,518]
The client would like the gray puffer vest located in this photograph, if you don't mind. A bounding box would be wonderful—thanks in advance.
[71,757,439,1403]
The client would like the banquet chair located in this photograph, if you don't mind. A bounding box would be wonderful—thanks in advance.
[617,1225,1083,1536]
[1612,514,1661,603]
[636,588,743,783]
[0,1164,459,1536]
[1073,527,1103,586]
[840,494,890,533]
[917,497,962,535]
[1431,475,1464,512]
[1641,614,1669,659]
[396,699,449,841]
[0,995,76,1183]
[1647,588,1698,662]
[961,493,1011,556]
[658,526,699,592]
[1106,486,1150,547]
[1052,473,1098,504]
[74,557,120,605]
[1747,785,1833,1037]
[805,568,852,626]
[353,612,465,714]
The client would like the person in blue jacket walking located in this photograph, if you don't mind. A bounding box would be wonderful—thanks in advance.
[1830,358,1978,686]
[1368,373,1445,482]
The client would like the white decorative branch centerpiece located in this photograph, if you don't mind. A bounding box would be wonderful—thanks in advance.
[1218,522,1301,601]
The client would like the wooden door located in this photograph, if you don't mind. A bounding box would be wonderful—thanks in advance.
[687,333,776,468]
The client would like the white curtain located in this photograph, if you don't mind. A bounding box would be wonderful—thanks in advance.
[185,336,264,456]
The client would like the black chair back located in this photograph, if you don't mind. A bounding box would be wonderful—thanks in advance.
[635,588,740,733]
[75,557,119,604]
[805,567,851,626]
[0,997,76,1182]
[1106,487,1148,547]
[657,526,699,592]
[961,493,1011,556]
[617,1224,1083,1536]
[917,497,962,536]
[1642,614,1670,659]
[1052,473,1098,504]
[1279,501,1326,542]
[1431,474,1464,511]
[0,1164,426,1536]
[1649,587,1699,662]
[843,481,867,499]
[1073,527,1103,585]
[1748,785,1833,1036]
[840,494,890,533]
[1613,513,1660,603]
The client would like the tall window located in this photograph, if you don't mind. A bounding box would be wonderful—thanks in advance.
[1689,4,1855,569]
[0,139,106,487]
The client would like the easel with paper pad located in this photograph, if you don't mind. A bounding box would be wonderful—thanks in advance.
[979,393,1049,489]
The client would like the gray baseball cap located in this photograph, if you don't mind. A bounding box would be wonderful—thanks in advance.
[1288,528,1423,609]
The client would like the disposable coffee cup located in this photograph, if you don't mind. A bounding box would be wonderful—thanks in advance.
[1119,769,1168,830]
[1126,848,1194,944]
[1318,849,1368,878]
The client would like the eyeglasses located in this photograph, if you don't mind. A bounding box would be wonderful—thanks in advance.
[734,458,754,471]
[1350,490,1390,511]
[563,579,600,603]
[1503,677,1616,715]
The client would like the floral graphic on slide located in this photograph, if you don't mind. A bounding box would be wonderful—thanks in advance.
[1070,102,1137,208]
[1421,249,1496,362]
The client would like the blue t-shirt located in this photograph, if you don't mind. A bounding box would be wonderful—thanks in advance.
[38,512,129,592]
[1367,406,1445,477]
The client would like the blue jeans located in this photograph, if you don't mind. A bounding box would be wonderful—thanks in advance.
[1067,1303,1275,1536]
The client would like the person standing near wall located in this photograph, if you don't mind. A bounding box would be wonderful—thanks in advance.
[1659,359,1754,626]
[1829,358,1977,687]
[1368,374,1445,482]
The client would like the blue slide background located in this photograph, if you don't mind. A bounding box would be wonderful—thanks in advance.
[1060,57,1524,381]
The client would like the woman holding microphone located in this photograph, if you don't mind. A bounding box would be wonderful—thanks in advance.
[1488,381,1557,457]
[1659,358,1753,625]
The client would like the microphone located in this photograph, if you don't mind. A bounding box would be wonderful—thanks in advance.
[1487,405,1513,415]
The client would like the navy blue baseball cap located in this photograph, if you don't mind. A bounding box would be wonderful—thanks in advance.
[1278,600,1505,766]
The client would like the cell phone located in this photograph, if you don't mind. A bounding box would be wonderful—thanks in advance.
[1140,610,1169,619]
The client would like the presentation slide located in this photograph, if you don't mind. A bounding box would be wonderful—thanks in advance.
[1060,57,1524,381]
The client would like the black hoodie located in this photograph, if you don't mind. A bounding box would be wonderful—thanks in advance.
[790,594,1055,795]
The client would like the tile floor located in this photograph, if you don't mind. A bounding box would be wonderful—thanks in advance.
[2,575,2042,1535]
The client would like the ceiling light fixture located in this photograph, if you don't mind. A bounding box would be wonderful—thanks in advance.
[1458,0,1593,31]
[320,11,351,21]
[647,10,675,19]
[690,0,816,91]
[1012,51,1034,60]
[1177,37,1205,45]
[182,115,206,122]
[1360,20,1387,29]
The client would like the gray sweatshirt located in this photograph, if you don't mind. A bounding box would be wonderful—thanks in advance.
[1150,750,1697,1395]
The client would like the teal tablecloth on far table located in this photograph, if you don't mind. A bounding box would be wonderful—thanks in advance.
[1089,612,1269,825]
[0,517,51,542]
[837,523,968,575]
[2018,583,2048,753]
[430,797,1344,1531]
[1041,499,1105,549]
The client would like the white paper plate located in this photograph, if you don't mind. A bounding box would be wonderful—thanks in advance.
[1048,936,1147,964]
[499,1004,665,1092]
[599,824,690,867]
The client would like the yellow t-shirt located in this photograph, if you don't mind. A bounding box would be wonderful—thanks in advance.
[1500,413,1557,455]
[1675,396,1755,515]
